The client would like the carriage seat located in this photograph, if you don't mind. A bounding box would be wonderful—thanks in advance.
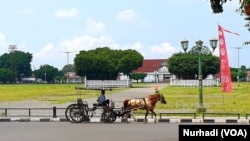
[93,98,106,107]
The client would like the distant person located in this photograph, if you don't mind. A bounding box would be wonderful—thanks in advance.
[98,89,110,106]
[154,84,159,93]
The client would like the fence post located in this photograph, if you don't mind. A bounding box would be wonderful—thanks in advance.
[5,109,7,116]
[53,107,57,118]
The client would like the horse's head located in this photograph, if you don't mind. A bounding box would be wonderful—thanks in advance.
[159,94,167,104]
[148,93,167,104]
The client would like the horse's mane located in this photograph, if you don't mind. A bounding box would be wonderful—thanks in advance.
[147,93,161,104]
[148,93,160,98]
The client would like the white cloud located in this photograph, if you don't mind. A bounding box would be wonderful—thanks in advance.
[22,8,33,14]
[150,42,176,53]
[31,44,56,69]
[36,44,54,58]
[60,35,118,52]
[55,8,78,18]
[32,33,178,69]
[131,42,177,59]
[86,18,106,35]
[0,33,5,43]
[116,9,136,22]
[0,33,7,55]
[60,35,98,51]
[122,42,143,50]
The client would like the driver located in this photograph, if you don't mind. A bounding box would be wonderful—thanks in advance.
[98,89,110,106]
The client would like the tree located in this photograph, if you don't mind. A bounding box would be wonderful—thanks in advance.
[167,52,220,79]
[33,64,59,83]
[208,0,250,45]
[0,68,15,83]
[54,70,65,82]
[231,66,247,81]
[208,0,245,14]
[244,16,250,45]
[0,51,32,82]
[131,73,147,82]
[74,47,143,80]
[117,49,144,77]
[74,49,116,80]
[62,64,75,74]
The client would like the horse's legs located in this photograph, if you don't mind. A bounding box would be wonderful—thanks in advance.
[144,111,149,123]
[130,109,137,122]
[151,110,157,123]
[125,112,129,123]
[125,109,136,123]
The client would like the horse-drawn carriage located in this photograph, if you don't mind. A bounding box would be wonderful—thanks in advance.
[65,86,167,123]
[65,87,130,123]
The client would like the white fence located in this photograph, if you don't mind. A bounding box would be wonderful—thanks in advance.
[85,78,132,89]
[170,79,219,87]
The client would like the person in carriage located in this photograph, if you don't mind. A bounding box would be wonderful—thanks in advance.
[98,89,110,106]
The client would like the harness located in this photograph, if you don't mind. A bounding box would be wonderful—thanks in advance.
[142,98,147,108]
[137,98,147,109]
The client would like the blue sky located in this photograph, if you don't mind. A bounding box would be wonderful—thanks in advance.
[0,0,249,70]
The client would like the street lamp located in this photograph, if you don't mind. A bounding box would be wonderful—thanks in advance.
[180,38,218,113]
[61,51,75,83]
[180,39,189,53]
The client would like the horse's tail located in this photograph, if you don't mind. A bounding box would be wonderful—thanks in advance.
[123,99,130,110]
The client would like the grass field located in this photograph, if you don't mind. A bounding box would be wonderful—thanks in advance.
[0,82,249,116]
[158,82,250,116]
[0,84,126,104]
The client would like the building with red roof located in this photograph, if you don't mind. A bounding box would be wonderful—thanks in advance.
[130,59,170,82]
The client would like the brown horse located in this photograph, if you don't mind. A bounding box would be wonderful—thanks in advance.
[123,93,167,123]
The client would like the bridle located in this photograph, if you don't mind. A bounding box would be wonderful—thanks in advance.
[159,94,166,104]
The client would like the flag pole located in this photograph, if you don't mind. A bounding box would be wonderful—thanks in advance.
[222,92,225,112]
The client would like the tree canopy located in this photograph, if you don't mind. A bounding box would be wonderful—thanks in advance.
[167,52,220,79]
[33,64,59,83]
[231,66,248,81]
[131,73,147,82]
[0,51,32,82]
[74,47,143,80]
[0,68,15,83]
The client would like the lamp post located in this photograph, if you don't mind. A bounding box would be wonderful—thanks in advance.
[8,45,18,83]
[61,51,75,83]
[44,65,47,84]
[181,38,218,113]
[231,47,242,87]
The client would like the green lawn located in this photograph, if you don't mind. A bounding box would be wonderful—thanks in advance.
[0,83,127,104]
[0,82,249,116]
[158,82,250,116]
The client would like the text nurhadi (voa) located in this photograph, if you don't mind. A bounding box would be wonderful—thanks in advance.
[179,124,250,141]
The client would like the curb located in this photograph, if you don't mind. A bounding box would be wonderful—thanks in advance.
[0,118,249,123]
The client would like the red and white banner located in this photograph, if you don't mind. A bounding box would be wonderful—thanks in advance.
[218,25,234,93]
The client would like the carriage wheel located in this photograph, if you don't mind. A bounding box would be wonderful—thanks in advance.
[65,104,84,123]
[102,110,116,123]
[70,104,85,123]
[65,104,75,122]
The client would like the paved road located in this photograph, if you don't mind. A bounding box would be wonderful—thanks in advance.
[0,122,178,141]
